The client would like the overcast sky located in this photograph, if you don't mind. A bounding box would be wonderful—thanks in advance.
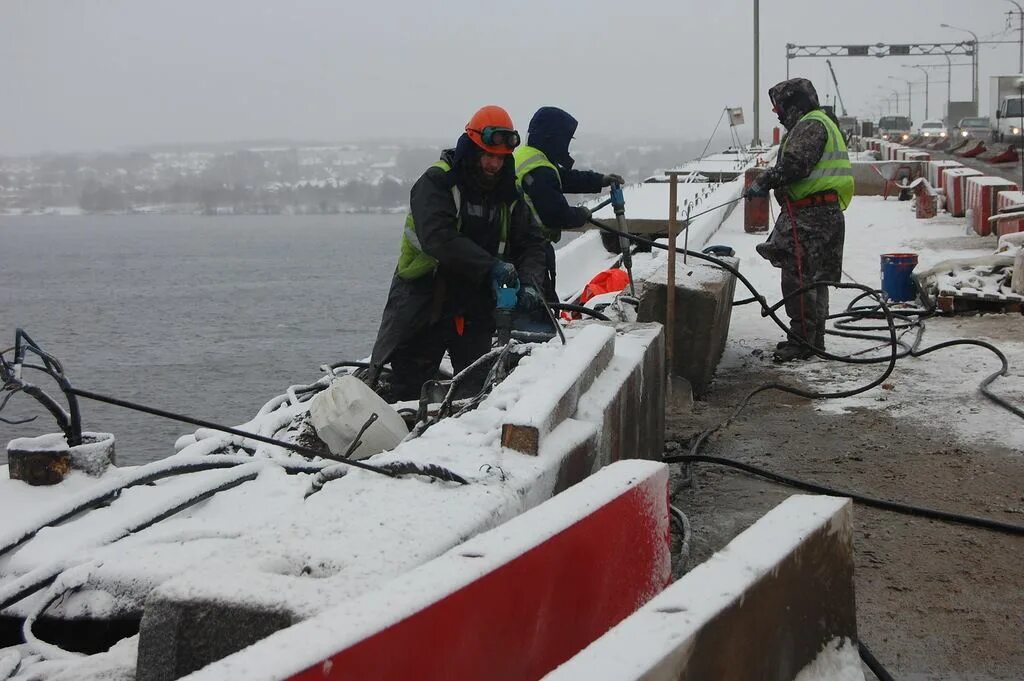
[2,0,1022,154]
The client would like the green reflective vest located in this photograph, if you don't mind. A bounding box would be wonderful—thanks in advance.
[513,145,562,242]
[397,160,511,280]
[783,109,854,210]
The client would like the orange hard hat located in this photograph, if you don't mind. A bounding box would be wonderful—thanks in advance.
[465,105,520,155]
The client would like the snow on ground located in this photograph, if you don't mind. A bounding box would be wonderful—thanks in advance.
[718,193,1024,452]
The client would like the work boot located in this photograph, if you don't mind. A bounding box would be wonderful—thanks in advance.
[772,341,814,363]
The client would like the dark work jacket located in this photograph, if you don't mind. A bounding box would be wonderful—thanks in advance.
[520,165,605,234]
[369,147,547,368]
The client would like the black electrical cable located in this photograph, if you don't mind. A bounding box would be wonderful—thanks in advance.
[0,464,263,613]
[858,641,897,681]
[68,387,467,484]
[663,453,1024,536]
[587,216,1024,421]
[0,456,327,560]
[547,302,612,322]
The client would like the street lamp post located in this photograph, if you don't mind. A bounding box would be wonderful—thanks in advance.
[941,23,979,105]
[1009,1,1024,73]
[945,55,953,123]
[752,0,761,146]
[903,65,930,119]
[889,76,913,123]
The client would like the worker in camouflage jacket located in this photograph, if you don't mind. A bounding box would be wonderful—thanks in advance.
[747,78,855,363]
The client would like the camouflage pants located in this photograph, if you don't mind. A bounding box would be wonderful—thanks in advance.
[781,267,830,347]
[757,201,845,347]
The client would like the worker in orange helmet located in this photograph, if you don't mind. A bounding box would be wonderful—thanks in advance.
[366,105,548,401]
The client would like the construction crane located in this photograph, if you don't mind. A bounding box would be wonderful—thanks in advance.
[825,59,848,117]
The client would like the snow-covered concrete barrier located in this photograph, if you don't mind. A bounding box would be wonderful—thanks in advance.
[179,460,670,681]
[634,256,738,397]
[132,323,665,680]
[542,495,856,681]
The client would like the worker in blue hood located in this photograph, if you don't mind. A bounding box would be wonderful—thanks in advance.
[514,107,625,300]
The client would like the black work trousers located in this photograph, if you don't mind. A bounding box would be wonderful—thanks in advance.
[541,240,558,302]
[387,315,495,402]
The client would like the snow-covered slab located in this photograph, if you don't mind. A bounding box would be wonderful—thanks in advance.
[543,495,856,681]
[96,322,665,677]
[500,324,614,454]
[178,460,670,681]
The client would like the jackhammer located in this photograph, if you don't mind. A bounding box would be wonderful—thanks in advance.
[493,278,520,346]
[610,183,636,296]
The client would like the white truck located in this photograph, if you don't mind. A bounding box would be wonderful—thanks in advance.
[990,74,1024,144]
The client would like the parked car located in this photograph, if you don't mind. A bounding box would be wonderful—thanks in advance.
[954,116,991,140]
[917,120,947,138]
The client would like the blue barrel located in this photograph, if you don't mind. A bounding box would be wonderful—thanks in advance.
[880,253,919,302]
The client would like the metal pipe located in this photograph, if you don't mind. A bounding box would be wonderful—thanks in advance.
[752,0,761,146]
[942,24,979,105]
[1009,1,1024,72]
[666,173,680,388]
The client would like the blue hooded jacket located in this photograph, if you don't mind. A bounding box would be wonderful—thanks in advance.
[520,107,605,236]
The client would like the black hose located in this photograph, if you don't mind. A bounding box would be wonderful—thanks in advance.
[587,217,1023,422]
[68,387,466,484]
[0,456,326,560]
[859,641,897,681]
[0,464,263,612]
[547,302,612,322]
[663,453,1024,537]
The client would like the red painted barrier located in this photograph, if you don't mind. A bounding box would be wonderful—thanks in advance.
[228,461,672,681]
[956,140,986,158]
[931,160,963,190]
[944,168,984,217]
[995,190,1024,237]
[965,176,1018,236]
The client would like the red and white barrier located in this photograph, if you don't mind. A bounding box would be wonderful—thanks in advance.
[928,159,962,189]
[995,190,1024,237]
[965,176,1019,236]
[183,460,671,681]
[943,167,984,217]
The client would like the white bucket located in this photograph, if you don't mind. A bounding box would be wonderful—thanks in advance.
[308,376,408,460]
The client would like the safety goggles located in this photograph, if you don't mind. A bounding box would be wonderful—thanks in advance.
[473,126,521,150]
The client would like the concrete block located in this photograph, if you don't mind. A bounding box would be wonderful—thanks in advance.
[543,495,856,681]
[944,167,984,217]
[134,323,668,680]
[182,461,672,681]
[137,596,296,681]
[965,176,1018,236]
[636,257,737,397]
[575,322,665,470]
[500,324,615,455]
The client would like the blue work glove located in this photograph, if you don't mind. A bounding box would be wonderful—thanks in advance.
[746,181,769,199]
[517,284,545,313]
[489,260,518,290]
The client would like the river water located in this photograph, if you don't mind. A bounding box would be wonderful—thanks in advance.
[0,214,397,465]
